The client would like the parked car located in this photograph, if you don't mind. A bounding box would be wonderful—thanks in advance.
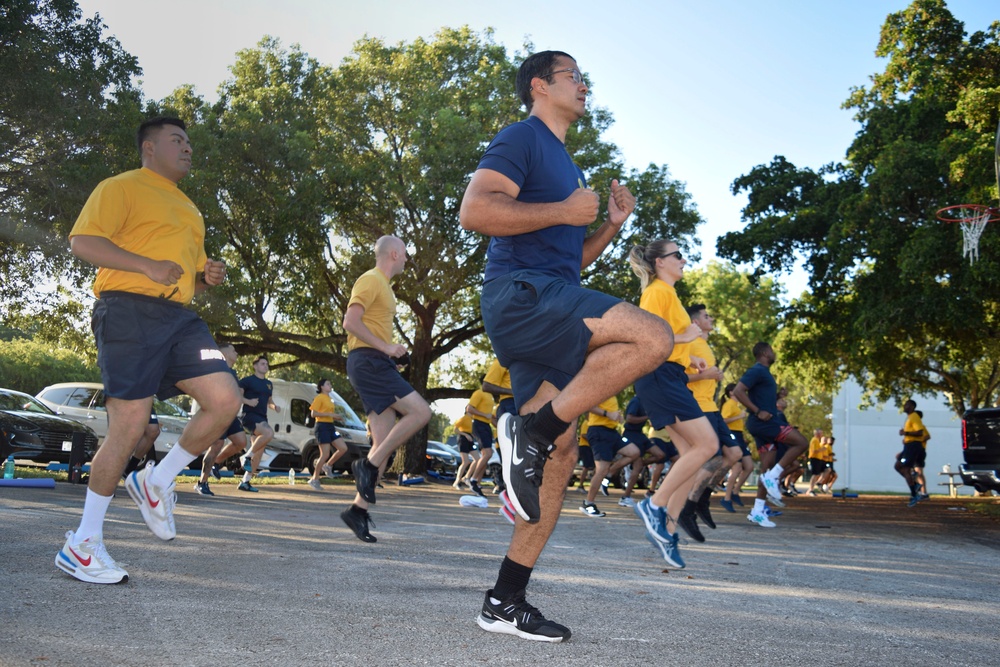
[266,379,371,473]
[36,382,188,455]
[425,439,460,475]
[0,388,98,464]
[960,407,1000,493]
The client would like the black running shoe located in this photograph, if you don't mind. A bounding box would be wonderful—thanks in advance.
[677,505,705,543]
[470,480,486,498]
[340,505,377,543]
[476,589,571,643]
[497,413,554,524]
[352,458,379,504]
[695,495,716,529]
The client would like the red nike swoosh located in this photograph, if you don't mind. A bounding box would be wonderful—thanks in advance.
[69,546,91,567]
[143,478,160,508]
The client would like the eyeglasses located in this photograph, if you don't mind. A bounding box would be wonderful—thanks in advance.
[659,250,683,261]
[545,68,584,85]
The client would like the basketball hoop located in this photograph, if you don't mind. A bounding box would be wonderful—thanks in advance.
[936,204,1000,263]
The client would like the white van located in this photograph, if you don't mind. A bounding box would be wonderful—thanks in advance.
[267,379,370,473]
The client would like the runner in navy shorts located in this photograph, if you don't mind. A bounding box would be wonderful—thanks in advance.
[94,292,228,400]
[481,270,620,410]
[315,422,341,445]
[587,425,629,462]
[346,348,418,415]
[634,361,704,428]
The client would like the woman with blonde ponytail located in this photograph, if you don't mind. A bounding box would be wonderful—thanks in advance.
[630,240,720,569]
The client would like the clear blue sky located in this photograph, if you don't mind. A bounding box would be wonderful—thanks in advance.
[74,0,996,420]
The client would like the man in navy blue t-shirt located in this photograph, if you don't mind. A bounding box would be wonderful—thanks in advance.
[237,356,279,492]
[460,49,674,643]
[732,342,808,526]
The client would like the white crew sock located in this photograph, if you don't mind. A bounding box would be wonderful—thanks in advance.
[74,489,114,544]
[769,463,784,478]
[753,499,766,514]
[148,445,198,488]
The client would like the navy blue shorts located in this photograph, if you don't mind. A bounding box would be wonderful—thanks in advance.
[634,361,704,428]
[346,348,417,415]
[706,411,738,455]
[808,458,830,475]
[731,430,751,457]
[241,413,269,433]
[623,429,651,453]
[650,437,679,461]
[587,425,630,462]
[481,270,620,412]
[496,397,516,419]
[472,419,494,450]
[315,422,342,444]
[92,292,229,400]
[222,418,243,439]
[457,431,475,453]
[899,442,926,468]
[746,416,797,446]
[578,445,595,468]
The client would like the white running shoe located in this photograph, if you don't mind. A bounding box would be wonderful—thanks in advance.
[308,478,323,491]
[618,496,636,507]
[322,464,334,478]
[55,531,128,584]
[125,461,176,541]
[760,473,783,503]
[747,511,777,528]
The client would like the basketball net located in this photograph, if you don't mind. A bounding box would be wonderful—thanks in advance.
[958,206,990,263]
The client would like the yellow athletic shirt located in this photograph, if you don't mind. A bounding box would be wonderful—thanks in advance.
[639,279,691,368]
[686,336,718,412]
[70,168,207,303]
[347,268,396,351]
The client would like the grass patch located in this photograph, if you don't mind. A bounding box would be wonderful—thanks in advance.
[967,499,1000,520]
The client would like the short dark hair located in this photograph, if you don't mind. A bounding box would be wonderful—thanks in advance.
[752,342,771,359]
[685,303,707,318]
[253,355,268,365]
[136,116,186,156]
[516,50,574,112]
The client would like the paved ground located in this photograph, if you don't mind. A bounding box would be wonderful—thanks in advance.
[2,478,998,667]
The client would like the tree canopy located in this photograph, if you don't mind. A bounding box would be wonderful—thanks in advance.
[717,0,1000,415]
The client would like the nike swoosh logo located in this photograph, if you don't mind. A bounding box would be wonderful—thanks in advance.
[69,546,91,567]
[508,422,525,465]
[143,478,160,508]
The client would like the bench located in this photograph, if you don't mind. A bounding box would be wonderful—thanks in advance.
[938,471,964,498]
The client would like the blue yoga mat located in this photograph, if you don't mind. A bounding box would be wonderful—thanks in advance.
[0,478,57,488]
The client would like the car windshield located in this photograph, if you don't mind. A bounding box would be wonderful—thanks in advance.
[0,390,55,414]
[153,397,189,419]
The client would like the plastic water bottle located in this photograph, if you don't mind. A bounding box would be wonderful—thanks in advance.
[288,468,296,485]
[3,455,14,480]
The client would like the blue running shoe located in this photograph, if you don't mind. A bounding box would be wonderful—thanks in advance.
[634,499,672,544]
[719,497,735,513]
[730,492,744,507]
[647,531,685,568]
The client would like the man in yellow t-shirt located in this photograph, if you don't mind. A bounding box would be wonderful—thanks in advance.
[482,358,514,418]
[806,428,829,495]
[465,384,497,497]
[677,304,742,541]
[895,399,927,506]
[56,117,241,586]
[581,396,637,517]
[341,235,431,542]
[720,383,752,511]
[452,412,476,489]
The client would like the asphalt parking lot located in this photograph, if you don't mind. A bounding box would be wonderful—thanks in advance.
[2,479,998,667]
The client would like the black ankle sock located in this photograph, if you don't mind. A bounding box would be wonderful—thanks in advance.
[699,487,712,503]
[524,402,571,445]
[492,556,533,601]
[123,456,143,476]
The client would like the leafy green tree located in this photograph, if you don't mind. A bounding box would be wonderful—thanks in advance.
[0,336,100,395]
[0,0,144,308]
[717,0,1000,416]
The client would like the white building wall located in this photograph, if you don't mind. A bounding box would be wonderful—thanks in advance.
[831,378,970,495]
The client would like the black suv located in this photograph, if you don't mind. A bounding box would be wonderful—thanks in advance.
[960,407,1000,493]
[0,388,98,464]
